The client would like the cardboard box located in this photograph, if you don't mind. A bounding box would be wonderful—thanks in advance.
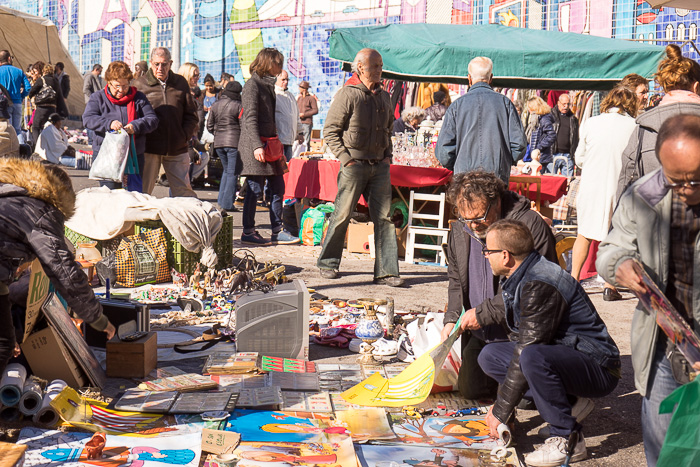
[106,332,157,378]
[347,222,407,257]
[0,441,26,467]
[22,326,87,389]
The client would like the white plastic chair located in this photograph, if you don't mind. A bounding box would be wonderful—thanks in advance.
[404,191,449,266]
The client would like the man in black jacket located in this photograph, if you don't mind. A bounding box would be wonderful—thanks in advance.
[441,171,557,400]
[546,94,579,176]
[476,220,619,467]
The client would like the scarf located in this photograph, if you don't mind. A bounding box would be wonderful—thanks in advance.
[660,90,700,106]
[104,86,138,123]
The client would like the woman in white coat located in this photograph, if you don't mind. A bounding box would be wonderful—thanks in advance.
[571,86,639,300]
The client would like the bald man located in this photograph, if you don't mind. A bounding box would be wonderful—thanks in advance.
[544,94,579,176]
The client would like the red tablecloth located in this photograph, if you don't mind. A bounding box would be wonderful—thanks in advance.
[284,158,453,202]
[509,175,568,203]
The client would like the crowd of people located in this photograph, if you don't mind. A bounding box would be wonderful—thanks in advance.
[0,40,699,467]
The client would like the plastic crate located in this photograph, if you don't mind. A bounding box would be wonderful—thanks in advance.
[64,227,102,251]
[134,216,233,276]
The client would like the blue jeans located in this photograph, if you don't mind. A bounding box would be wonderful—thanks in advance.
[300,123,312,149]
[242,174,283,234]
[479,341,619,437]
[641,343,679,467]
[216,147,239,211]
[545,152,573,176]
[9,103,24,144]
[284,144,293,162]
[317,161,399,278]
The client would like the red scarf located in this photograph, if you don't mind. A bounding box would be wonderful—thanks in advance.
[104,86,137,123]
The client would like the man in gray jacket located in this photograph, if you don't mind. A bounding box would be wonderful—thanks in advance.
[317,48,403,287]
[436,57,526,183]
[598,114,700,467]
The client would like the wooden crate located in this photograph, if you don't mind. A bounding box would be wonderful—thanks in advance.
[106,332,157,378]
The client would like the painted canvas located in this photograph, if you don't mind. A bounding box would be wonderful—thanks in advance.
[231,439,358,467]
[386,415,500,449]
[224,410,346,443]
[18,427,201,467]
[355,444,521,467]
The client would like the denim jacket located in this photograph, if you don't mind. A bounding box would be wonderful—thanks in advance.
[492,251,620,423]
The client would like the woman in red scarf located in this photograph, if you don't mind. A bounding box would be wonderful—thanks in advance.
[83,61,158,191]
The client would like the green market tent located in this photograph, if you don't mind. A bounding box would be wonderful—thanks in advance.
[328,24,667,90]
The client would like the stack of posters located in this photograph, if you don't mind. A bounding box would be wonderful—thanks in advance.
[203,352,261,375]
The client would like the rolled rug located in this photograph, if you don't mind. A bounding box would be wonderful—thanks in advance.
[19,376,44,416]
[0,404,21,422]
[33,379,66,426]
[0,363,27,407]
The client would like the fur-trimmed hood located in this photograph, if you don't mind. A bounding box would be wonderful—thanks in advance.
[0,158,75,218]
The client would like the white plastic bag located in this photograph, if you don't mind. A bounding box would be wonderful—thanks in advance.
[89,130,130,182]
[407,312,462,393]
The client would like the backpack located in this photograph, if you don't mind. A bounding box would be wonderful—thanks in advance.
[34,77,56,106]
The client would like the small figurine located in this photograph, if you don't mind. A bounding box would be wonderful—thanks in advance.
[171,268,187,288]
[189,264,203,289]
[85,432,106,459]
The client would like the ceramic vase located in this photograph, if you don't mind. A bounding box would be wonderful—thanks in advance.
[355,298,386,364]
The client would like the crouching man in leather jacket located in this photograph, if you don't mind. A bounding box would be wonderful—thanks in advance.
[473,220,620,467]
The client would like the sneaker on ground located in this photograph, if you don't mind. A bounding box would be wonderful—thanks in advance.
[319,269,339,279]
[241,231,269,245]
[524,434,587,467]
[272,230,301,244]
[538,397,594,439]
[373,276,405,287]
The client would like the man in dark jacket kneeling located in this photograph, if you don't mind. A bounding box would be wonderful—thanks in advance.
[474,220,620,467]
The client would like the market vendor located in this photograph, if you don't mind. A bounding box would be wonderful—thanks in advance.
[0,158,115,374]
[472,220,620,467]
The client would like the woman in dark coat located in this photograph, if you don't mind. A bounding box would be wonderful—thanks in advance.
[83,61,158,191]
[207,80,243,212]
[28,63,68,145]
[238,48,298,245]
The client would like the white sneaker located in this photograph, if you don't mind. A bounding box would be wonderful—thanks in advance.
[525,434,587,467]
[537,397,594,438]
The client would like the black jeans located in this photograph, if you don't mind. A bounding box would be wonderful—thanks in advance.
[0,294,15,374]
[458,333,499,400]
[31,105,56,146]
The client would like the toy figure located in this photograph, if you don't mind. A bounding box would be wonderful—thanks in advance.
[189,264,202,289]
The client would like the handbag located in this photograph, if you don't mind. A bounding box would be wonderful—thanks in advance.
[89,130,131,182]
[260,135,284,162]
[34,77,56,106]
[112,228,170,287]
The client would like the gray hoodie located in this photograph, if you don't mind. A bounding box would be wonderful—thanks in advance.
[615,102,700,201]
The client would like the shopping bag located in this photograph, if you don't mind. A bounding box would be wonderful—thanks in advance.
[112,228,169,287]
[407,312,462,392]
[657,378,700,467]
[89,130,131,182]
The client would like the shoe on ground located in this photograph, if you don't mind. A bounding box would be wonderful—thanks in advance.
[272,230,300,245]
[373,276,405,287]
[603,287,623,301]
[241,231,269,245]
[538,397,594,438]
[319,268,339,279]
[524,434,586,467]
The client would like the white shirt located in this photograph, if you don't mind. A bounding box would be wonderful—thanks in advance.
[274,85,301,145]
[35,122,68,164]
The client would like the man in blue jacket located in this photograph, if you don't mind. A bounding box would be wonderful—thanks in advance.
[473,220,620,467]
[0,51,31,144]
[436,57,526,183]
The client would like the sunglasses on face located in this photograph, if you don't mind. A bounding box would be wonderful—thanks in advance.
[458,202,492,224]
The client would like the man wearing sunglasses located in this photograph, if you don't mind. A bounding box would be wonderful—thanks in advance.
[441,171,557,402]
[479,220,619,466]
[598,114,700,466]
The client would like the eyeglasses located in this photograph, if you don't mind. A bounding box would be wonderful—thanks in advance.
[109,82,130,90]
[152,62,170,69]
[482,247,506,256]
[458,203,492,224]
[664,179,700,190]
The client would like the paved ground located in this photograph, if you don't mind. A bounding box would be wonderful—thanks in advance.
[47,170,647,465]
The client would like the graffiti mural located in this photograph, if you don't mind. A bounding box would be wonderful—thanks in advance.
[0,0,697,127]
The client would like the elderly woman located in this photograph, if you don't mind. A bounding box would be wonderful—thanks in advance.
[527,96,556,165]
[83,60,158,191]
[393,106,425,135]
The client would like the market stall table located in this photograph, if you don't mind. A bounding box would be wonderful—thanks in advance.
[509,174,568,203]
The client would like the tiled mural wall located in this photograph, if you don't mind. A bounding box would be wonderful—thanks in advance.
[2,0,699,128]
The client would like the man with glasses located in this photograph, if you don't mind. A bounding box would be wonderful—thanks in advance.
[598,114,700,466]
[134,47,199,197]
[441,171,557,402]
[478,220,619,467]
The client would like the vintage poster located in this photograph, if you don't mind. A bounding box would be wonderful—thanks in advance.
[333,408,395,442]
[18,427,201,467]
[231,439,358,467]
[355,444,521,467]
[385,415,501,449]
[224,410,346,443]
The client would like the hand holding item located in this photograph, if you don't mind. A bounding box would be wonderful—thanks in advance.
[485,406,501,437]
[123,123,135,135]
[440,322,456,343]
[458,308,480,332]
[110,120,123,131]
[104,322,116,340]
[254,148,266,163]
[615,259,646,294]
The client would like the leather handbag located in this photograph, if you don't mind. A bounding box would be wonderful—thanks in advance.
[34,77,56,106]
[260,135,284,162]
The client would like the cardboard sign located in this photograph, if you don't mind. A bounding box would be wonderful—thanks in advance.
[201,429,240,455]
[24,259,50,342]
